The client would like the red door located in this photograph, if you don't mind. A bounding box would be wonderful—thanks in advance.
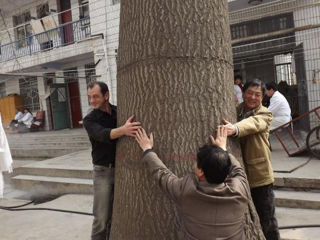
[60,0,74,44]
[68,82,82,128]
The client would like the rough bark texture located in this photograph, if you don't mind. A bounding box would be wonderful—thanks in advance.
[110,0,265,239]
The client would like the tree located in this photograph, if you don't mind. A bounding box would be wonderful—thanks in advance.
[110,0,265,239]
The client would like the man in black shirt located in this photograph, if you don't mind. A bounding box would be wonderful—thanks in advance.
[83,81,141,240]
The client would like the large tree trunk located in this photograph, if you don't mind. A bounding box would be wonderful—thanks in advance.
[110,0,265,239]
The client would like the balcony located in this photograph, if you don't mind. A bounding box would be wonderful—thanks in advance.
[0,17,91,63]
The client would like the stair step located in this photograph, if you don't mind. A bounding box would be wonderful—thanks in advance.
[8,138,89,143]
[12,175,93,195]
[9,142,91,148]
[14,166,92,179]
[11,148,90,159]
[274,176,320,190]
[276,207,320,240]
[275,190,320,210]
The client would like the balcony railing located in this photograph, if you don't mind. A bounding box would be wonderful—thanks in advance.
[0,17,91,63]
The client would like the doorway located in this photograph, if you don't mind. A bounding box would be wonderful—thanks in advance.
[50,84,70,130]
[65,68,82,128]
[59,0,74,44]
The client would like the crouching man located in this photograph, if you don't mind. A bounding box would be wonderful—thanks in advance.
[135,126,250,240]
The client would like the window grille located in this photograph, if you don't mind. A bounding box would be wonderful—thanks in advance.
[85,63,96,85]
[19,77,40,111]
[13,11,32,48]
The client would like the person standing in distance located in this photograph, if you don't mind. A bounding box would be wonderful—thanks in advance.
[83,81,141,240]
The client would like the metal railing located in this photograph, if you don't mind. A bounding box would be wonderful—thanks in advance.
[229,0,320,25]
[0,17,91,63]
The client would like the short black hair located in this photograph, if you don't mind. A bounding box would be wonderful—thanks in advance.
[87,81,109,95]
[243,79,266,95]
[234,75,242,81]
[266,82,278,91]
[196,145,231,184]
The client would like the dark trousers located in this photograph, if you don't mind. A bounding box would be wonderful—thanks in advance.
[10,120,18,129]
[251,184,280,240]
[91,165,114,240]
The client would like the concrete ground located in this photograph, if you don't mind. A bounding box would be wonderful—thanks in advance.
[1,135,320,239]
[270,134,320,240]
[0,194,93,240]
[1,193,319,240]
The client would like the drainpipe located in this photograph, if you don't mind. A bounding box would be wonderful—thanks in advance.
[103,1,114,104]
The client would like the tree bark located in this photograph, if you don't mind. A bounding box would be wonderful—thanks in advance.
[110,0,265,239]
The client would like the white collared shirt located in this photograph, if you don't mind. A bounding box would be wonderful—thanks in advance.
[14,111,24,121]
[19,112,34,127]
[268,91,291,118]
[234,84,243,103]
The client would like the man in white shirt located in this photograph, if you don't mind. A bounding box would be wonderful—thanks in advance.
[266,82,291,130]
[14,110,24,121]
[9,109,24,129]
[18,109,34,128]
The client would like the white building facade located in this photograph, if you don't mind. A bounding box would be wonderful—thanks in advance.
[0,0,120,130]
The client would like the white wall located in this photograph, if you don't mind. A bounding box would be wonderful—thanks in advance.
[1,0,121,131]
[89,0,119,105]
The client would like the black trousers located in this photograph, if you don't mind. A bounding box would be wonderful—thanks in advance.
[251,184,280,240]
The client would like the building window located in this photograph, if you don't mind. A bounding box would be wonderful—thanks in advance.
[64,68,78,83]
[0,82,6,98]
[279,17,287,30]
[231,24,247,39]
[85,63,96,103]
[13,11,32,48]
[79,0,89,19]
[85,63,96,85]
[19,77,40,111]
[230,13,293,40]
[112,0,120,5]
[79,0,90,36]
[37,3,50,18]
[274,54,296,86]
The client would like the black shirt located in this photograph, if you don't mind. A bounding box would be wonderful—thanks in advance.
[83,105,117,166]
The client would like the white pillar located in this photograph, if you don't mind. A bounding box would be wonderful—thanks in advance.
[78,66,90,117]
[37,76,51,130]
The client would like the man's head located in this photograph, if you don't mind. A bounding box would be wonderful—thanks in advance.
[234,75,243,85]
[265,82,278,98]
[195,145,231,184]
[87,81,109,110]
[24,108,30,114]
[242,79,265,111]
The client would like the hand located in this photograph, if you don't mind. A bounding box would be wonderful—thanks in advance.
[221,119,236,136]
[135,128,154,152]
[210,125,227,151]
[121,115,141,137]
